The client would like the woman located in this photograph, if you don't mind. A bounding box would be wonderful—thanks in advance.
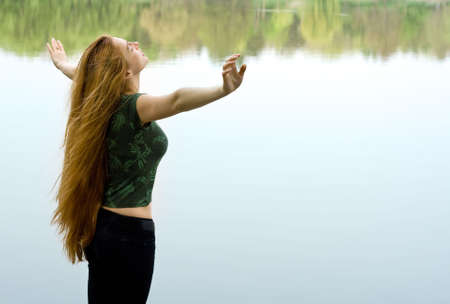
[46,34,246,303]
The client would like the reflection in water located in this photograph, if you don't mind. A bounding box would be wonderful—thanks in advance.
[300,0,343,53]
[0,0,449,59]
[2,1,450,304]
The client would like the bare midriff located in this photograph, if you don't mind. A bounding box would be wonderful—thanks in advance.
[101,202,152,219]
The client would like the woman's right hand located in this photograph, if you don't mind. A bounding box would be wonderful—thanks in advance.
[46,37,68,70]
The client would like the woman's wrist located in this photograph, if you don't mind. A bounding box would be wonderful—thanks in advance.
[56,61,68,71]
[56,61,77,80]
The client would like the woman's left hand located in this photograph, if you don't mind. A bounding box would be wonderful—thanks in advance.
[222,54,247,95]
[46,37,68,70]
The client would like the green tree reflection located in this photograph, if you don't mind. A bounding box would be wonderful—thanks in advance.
[0,0,449,60]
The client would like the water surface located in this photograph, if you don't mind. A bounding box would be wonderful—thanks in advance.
[1,1,449,303]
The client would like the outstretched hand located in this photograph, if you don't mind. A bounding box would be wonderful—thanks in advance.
[46,38,68,70]
[222,54,247,95]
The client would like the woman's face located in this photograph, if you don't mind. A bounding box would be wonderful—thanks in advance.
[112,36,148,77]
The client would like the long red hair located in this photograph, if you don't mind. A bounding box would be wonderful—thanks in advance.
[50,34,129,264]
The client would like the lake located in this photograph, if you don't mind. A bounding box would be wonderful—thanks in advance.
[1,0,449,303]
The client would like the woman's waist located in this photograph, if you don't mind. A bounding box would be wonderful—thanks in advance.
[97,206,155,237]
[101,203,152,220]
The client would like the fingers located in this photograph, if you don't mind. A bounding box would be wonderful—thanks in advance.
[57,40,64,52]
[226,54,240,63]
[222,53,247,79]
[239,64,247,76]
[223,55,246,75]
[223,60,238,69]
[223,54,240,71]
[223,64,247,77]
[46,42,53,54]
[47,37,66,56]
[222,66,234,76]
[50,37,64,52]
[52,37,58,50]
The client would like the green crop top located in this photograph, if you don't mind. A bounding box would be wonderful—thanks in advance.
[102,93,168,208]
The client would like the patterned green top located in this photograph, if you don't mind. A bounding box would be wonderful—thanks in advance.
[102,93,168,208]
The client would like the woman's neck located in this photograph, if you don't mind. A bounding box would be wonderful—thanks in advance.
[124,74,140,94]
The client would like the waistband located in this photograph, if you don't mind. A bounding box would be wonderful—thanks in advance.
[97,207,155,234]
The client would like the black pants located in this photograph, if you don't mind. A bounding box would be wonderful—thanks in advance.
[83,207,156,304]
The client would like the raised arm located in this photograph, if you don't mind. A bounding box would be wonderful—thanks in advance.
[135,54,247,124]
[176,53,247,112]
[46,38,77,80]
